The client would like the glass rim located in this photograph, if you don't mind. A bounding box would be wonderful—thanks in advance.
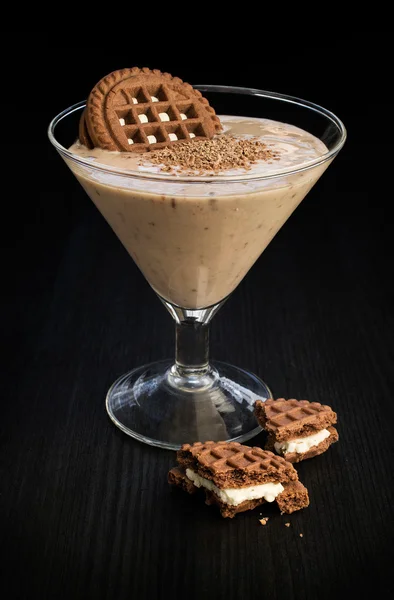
[48,84,347,184]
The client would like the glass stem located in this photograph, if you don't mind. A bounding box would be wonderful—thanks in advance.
[159,295,226,389]
[175,320,209,374]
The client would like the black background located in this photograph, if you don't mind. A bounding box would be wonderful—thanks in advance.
[2,41,393,599]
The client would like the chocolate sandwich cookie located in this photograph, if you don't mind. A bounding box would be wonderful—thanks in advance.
[168,441,309,518]
[255,398,339,463]
[84,67,222,153]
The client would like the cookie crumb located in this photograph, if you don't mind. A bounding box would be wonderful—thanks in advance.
[299,533,303,537]
[259,518,269,526]
[285,522,291,527]
[143,136,281,175]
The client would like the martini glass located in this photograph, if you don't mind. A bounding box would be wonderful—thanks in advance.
[48,86,346,449]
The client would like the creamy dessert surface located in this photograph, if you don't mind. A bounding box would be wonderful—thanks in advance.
[68,116,329,308]
[69,116,328,179]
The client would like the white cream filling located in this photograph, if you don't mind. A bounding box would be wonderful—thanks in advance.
[274,428,330,455]
[185,468,284,506]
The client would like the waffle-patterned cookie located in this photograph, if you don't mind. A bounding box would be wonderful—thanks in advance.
[255,398,337,442]
[83,67,222,152]
[169,441,310,518]
[177,441,297,488]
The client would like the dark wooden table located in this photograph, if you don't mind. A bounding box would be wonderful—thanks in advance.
[2,119,393,599]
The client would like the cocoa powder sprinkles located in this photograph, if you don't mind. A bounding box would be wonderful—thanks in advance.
[141,136,281,175]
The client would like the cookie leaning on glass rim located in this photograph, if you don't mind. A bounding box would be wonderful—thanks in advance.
[80,67,222,152]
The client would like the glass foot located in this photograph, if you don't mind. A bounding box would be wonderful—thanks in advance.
[106,359,272,450]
